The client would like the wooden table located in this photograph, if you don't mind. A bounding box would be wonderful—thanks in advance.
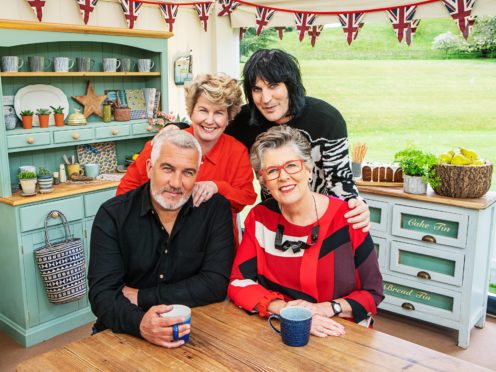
[17,301,488,371]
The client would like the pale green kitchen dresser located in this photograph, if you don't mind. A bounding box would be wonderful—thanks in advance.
[0,21,171,346]
[360,185,496,348]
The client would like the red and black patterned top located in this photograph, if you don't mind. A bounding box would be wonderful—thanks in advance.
[228,196,384,323]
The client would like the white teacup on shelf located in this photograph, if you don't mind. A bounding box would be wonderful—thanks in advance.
[103,58,121,73]
[1,56,24,72]
[138,59,154,72]
[53,57,75,72]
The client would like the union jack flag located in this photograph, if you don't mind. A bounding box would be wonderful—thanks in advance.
[119,0,143,29]
[217,0,239,17]
[406,19,421,46]
[386,6,418,45]
[275,26,285,40]
[159,4,178,33]
[294,13,317,42]
[76,0,99,25]
[255,7,275,36]
[26,0,46,22]
[338,13,365,45]
[308,25,324,47]
[443,0,476,39]
[195,3,213,32]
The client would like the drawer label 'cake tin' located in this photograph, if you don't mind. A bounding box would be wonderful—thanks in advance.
[384,281,454,311]
[401,213,459,239]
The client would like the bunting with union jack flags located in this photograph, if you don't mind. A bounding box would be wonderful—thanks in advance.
[443,0,476,39]
[119,0,143,29]
[338,13,365,45]
[159,4,179,32]
[294,13,317,42]
[255,7,275,36]
[275,27,285,40]
[26,0,46,21]
[406,19,421,45]
[386,6,418,45]
[76,0,99,25]
[195,2,213,32]
[308,25,324,47]
[217,0,240,17]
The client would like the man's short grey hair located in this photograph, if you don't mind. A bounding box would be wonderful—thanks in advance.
[250,125,314,186]
[151,130,202,168]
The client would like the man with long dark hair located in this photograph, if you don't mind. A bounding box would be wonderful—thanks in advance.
[225,49,370,231]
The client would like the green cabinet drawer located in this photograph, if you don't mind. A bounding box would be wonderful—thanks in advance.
[19,197,84,232]
[84,188,116,218]
[95,124,130,139]
[133,121,154,135]
[7,132,51,150]
[53,128,94,144]
[381,274,461,321]
[371,235,387,269]
[21,222,88,327]
[392,205,468,249]
[367,198,389,232]
[390,241,464,287]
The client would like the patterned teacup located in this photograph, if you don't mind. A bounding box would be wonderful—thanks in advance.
[1,56,24,72]
[76,57,95,72]
[28,56,52,72]
[120,58,135,72]
[53,57,75,72]
[137,59,154,72]
[103,58,121,73]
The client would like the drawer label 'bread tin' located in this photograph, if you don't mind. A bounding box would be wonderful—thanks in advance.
[384,281,454,311]
[400,213,459,239]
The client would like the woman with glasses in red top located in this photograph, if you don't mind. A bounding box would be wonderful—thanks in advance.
[228,125,383,338]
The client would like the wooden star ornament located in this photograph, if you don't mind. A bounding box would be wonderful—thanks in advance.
[72,81,107,118]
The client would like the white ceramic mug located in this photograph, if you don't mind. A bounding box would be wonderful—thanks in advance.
[1,56,24,72]
[103,58,121,73]
[138,59,155,72]
[53,57,75,72]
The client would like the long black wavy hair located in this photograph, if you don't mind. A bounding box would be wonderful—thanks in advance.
[243,49,306,126]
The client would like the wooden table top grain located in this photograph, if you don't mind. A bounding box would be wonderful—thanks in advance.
[17,301,488,371]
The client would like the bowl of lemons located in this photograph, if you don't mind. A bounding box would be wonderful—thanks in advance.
[434,148,493,198]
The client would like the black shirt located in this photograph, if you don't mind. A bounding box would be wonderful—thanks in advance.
[225,97,359,200]
[88,182,234,337]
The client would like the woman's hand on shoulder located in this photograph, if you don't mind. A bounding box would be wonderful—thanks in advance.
[344,198,370,232]
[311,314,345,337]
[192,181,218,207]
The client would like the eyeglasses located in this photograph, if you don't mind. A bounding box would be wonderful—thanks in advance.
[260,159,305,181]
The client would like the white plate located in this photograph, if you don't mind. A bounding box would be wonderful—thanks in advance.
[14,85,69,126]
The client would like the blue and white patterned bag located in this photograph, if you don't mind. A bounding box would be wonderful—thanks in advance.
[34,210,87,304]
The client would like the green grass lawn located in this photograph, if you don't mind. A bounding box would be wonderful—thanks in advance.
[298,59,496,190]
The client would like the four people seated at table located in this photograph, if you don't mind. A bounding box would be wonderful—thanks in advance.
[117,73,257,245]
[88,64,383,347]
[228,126,384,336]
[88,130,235,347]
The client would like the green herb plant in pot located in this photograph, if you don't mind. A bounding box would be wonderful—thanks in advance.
[17,171,37,195]
[36,108,51,128]
[394,147,440,195]
[37,167,53,194]
[50,105,65,127]
[20,110,34,129]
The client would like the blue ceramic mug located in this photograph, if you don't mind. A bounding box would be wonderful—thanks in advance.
[84,163,100,178]
[160,304,191,343]
[268,306,312,347]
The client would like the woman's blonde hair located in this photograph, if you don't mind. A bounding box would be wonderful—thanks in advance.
[185,73,243,120]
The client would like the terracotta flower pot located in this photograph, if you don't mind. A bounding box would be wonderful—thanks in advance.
[38,114,49,128]
[21,115,33,129]
[54,113,64,127]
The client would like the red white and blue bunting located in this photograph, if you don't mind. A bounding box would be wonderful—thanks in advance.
[442,0,476,39]
[255,6,275,35]
[308,25,324,47]
[294,13,317,42]
[386,6,419,45]
[119,0,143,29]
[25,0,46,21]
[159,3,179,32]
[195,2,213,32]
[339,13,365,45]
[76,0,99,25]
[217,0,240,17]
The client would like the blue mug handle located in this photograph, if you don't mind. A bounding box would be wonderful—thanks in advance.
[172,324,179,341]
[268,314,281,334]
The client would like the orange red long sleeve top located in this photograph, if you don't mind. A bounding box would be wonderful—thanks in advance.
[116,127,257,243]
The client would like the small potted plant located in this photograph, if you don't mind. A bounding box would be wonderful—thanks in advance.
[36,108,51,128]
[37,167,53,193]
[20,110,34,129]
[394,147,440,194]
[50,105,65,127]
[17,171,37,195]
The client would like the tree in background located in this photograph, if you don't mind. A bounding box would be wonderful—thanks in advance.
[432,32,462,55]
[240,28,279,58]
[468,17,496,57]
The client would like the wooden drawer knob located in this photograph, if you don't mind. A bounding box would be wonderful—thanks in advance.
[26,137,34,144]
[417,271,431,280]
[50,211,59,219]
[112,129,119,135]
[72,133,80,140]
[422,235,436,244]
[401,302,415,311]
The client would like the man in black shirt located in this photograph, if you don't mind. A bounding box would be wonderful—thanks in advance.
[88,130,234,348]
